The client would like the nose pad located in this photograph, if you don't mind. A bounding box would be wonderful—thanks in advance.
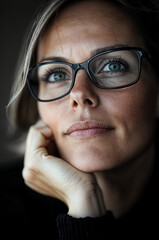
[69,69,99,108]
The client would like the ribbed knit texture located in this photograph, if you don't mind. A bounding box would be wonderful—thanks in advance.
[56,211,114,240]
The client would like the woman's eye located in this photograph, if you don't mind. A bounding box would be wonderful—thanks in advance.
[41,69,69,83]
[102,62,126,73]
[48,72,66,82]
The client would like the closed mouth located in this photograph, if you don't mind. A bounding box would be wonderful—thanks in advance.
[65,120,114,138]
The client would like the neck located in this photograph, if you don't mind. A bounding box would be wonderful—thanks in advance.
[94,142,156,219]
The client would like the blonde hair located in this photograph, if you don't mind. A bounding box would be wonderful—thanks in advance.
[7,0,67,129]
[7,0,159,130]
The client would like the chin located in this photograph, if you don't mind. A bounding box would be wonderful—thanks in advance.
[56,136,132,172]
[59,148,122,173]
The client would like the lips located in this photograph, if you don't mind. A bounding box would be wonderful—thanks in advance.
[65,121,114,138]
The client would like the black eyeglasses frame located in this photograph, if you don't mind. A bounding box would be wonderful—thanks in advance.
[27,46,151,102]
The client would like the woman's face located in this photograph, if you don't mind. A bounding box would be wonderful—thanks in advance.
[37,0,158,172]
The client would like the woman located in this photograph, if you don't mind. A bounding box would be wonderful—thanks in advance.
[6,0,159,238]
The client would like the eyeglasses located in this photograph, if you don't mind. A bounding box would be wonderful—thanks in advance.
[27,47,151,102]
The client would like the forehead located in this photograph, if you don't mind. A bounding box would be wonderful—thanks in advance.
[38,0,143,62]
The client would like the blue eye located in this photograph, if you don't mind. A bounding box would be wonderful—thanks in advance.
[41,68,69,83]
[104,62,125,72]
[48,72,66,82]
[102,60,128,73]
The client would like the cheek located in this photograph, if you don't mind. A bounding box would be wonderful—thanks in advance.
[37,102,64,136]
[108,75,157,125]
[105,77,157,153]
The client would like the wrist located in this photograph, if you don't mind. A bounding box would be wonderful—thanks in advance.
[68,183,106,218]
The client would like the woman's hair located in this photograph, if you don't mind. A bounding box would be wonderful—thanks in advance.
[7,0,159,130]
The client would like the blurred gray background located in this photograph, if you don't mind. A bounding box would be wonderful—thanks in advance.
[1,0,45,166]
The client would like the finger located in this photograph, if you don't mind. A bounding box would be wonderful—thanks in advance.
[22,164,66,202]
[22,166,52,196]
[24,124,53,166]
[34,119,47,128]
[26,124,53,150]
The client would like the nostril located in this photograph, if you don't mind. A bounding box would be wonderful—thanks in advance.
[73,100,78,107]
[85,99,93,105]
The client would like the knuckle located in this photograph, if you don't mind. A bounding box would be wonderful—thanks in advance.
[22,165,39,185]
[29,126,39,135]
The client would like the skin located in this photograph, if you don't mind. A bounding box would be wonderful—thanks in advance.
[38,1,157,172]
[23,0,158,218]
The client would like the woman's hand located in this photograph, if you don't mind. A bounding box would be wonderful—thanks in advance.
[23,121,106,218]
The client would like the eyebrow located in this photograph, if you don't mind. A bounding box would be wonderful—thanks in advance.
[38,44,132,64]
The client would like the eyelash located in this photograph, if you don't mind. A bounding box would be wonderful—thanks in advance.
[99,57,129,73]
[41,68,67,82]
[39,57,129,82]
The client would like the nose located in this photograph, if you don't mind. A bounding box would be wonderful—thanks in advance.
[69,69,100,108]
